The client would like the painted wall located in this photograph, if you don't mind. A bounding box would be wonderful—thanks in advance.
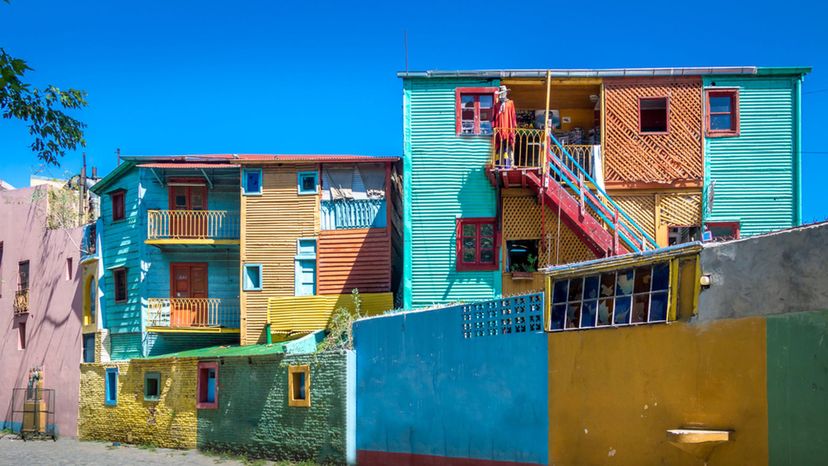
[78,359,199,448]
[703,75,799,236]
[197,351,354,464]
[317,228,391,294]
[268,292,393,339]
[402,77,501,308]
[354,294,548,465]
[0,186,84,437]
[548,318,769,466]
[609,190,703,246]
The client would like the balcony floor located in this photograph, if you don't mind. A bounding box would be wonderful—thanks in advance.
[146,326,240,334]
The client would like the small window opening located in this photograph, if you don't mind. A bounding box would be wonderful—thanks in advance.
[197,362,218,409]
[144,372,161,401]
[66,257,74,280]
[668,226,701,246]
[639,97,668,133]
[507,240,539,273]
[113,268,127,303]
[18,322,26,350]
[243,264,262,291]
[105,368,118,406]
[297,171,319,195]
[288,365,311,407]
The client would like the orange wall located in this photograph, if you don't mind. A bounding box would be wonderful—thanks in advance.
[317,228,391,294]
[548,318,768,465]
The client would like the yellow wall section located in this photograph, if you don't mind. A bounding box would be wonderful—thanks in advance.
[609,190,702,247]
[548,318,768,466]
[241,164,319,345]
[268,292,393,337]
[78,359,198,449]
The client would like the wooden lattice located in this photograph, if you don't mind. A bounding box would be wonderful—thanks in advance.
[604,77,703,184]
[611,194,657,239]
[659,193,702,227]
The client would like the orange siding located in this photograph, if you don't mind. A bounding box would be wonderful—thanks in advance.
[317,228,391,294]
[241,164,318,345]
[603,77,703,186]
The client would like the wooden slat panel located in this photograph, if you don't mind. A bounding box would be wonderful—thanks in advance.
[317,228,391,294]
[241,164,318,344]
[268,292,393,335]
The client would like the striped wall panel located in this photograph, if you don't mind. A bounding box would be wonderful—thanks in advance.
[317,228,391,294]
[268,292,393,336]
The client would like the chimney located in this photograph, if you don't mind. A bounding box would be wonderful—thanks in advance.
[92,167,97,178]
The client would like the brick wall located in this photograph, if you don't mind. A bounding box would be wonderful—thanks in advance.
[78,359,198,449]
[197,351,349,464]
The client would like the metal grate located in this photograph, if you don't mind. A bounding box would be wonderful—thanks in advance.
[10,388,56,440]
[462,293,544,339]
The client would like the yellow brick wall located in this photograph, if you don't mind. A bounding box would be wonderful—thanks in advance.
[78,359,198,449]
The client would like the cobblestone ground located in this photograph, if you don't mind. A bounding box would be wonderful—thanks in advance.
[0,434,315,466]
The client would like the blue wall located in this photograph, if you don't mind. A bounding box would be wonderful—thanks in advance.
[354,294,547,464]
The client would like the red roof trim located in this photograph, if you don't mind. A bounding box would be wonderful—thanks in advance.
[137,163,239,169]
[125,154,399,164]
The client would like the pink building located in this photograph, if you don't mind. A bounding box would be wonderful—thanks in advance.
[0,185,83,437]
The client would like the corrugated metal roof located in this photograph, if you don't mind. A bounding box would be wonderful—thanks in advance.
[142,343,287,359]
[137,163,238,168]
[398,66,811,79]
[232,154,400,163]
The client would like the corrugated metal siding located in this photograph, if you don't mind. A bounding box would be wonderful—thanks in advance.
[267,292,393,335]
[317,228,390,294]
[109,332,143,360]
[703,77,796,236]
[241,164,318,344]
[143,332,239,357]
[404,78,501,308]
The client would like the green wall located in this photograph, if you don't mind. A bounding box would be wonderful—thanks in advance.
[197,351,350,464]
[703,76,801,236]
[402,77,501,308]
[767,309,828,465]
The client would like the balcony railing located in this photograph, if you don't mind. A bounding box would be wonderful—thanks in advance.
[13,290,29,315]
[321,199,387,230]
[489,127,598,179]
[147,210,240,242]
[146,297,240,329]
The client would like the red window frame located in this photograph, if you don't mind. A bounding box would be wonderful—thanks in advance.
[456,217,499,271]
[638,96,670,134]
[705,221,741,240]
[705,89,740,137]
[113,267,127,303]
[455,87,498,136]
[196,361,219,409]
[110,189,126,221]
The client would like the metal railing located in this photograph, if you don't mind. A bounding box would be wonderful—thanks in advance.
[146,297,240,329]
[147,210,240,241]
[14,289,29,315]
[490,127,597,178]
[321,199,386,230]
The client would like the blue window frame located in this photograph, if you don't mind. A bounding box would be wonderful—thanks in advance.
[243,263,263,291]
[105,367,118,406]
[82,334,95,363]
[297,171,319,195]
[242,168,263,195]
[294,239,317,296]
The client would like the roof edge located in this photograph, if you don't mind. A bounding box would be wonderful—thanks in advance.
[541,242,703,278]
[398,66,810,79]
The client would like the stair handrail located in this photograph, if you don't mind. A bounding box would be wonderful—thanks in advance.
[546,134,659,251]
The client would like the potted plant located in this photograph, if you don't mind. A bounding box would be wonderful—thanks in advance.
[510,254,537,280]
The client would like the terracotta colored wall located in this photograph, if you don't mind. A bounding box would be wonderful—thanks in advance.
[603,77,703,186]
[0,186,84,437]
[317,228,390,294]
[548,318,768,466]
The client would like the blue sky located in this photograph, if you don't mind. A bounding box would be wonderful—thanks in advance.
[1,0,826,220]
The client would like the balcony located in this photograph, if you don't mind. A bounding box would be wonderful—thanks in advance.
[489,127,600,181]
[13,290,29,315]
[146,297,240,333]
[146,210,240,246]
[321,199,387,230]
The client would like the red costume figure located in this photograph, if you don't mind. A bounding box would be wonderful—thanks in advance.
[494,86,516,166]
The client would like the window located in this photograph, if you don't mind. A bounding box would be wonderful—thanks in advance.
[84,277,97,326]
[113,268,127,303]
[105,367,118,406]
[66,257,73,281]
[668,226,701,246]
[639,97,669,133]
[294,239,316,296]
[243,264,262,291]
[82,334,95,363]
[110,190,125,221]
[705,222,740,241]
[288,365,311,407]
[87,224,97,255]
[549,262,671,331]
[242,168,262,195]
[197,362,218,409]
[18,260,29,292]
[455,87,497,136]
[456,218,498,271]
[18,322,26,350]
[144,372,161,401]
[507,240,539,273]
[705,89,739,137]
[297,171,319,195]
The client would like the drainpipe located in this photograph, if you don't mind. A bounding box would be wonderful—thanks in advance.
[265,323,272,344]
[795,76,803,225]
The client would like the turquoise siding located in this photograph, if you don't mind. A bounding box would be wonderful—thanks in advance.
[143,332,238,357]
[403,78,501,308]
[109,332,143,360]
[703,76,800,236]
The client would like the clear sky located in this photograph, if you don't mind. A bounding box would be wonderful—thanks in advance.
[1,0,826,220]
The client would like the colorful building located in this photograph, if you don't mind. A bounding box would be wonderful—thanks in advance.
[400,67,809,307]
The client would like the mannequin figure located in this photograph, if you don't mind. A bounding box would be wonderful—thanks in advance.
[493,85,516,168]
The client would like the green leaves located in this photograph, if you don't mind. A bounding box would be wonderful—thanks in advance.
[1,47,87,166]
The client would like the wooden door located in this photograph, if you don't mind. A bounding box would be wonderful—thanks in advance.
[170,263,208,327]
[169,183,207,238]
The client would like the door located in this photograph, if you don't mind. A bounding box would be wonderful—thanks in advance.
[296,260,316,296]
[170,263,208,327]
[169,183,208,238]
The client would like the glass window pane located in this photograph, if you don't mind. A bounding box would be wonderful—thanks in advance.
[581,300,597,328]
[462,224,476,237]
[480,224,494,237]
[650,291,669,321]
[600,273,615,297]
[461,94,475,106]
[479,95,493,108]
[462,108,475,121]
[634,266,652,294]
[479,108,492,122]
[632,294,649,323]
[614,296,631,325]
[550,304,566,330]
[616,269,634,296]
[597,298,614,325]
[463,238,476,249]
[479,249,494,263]
[584,275,600,300]
[479,121,493,135]
[568,277,584,302]
[710,114,732,130]
[652,262,670,291]
[461,121,474,134]
[463,248,476,262]
[565,303,581,330]
[552,280,569,304]
[640,98,667,110]
[480,237,493,249]
[709,95,732,113]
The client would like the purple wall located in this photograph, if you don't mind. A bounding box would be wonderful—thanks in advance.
[0,186,83,437]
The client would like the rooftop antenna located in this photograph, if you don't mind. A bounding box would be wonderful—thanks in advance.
[116,147,121,166]
[404,30,409,74]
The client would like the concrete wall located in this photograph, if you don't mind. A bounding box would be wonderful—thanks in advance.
[78,359,199,448]
[354,294,548,465]
[0,186,84,437]
[698,223,828,321]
